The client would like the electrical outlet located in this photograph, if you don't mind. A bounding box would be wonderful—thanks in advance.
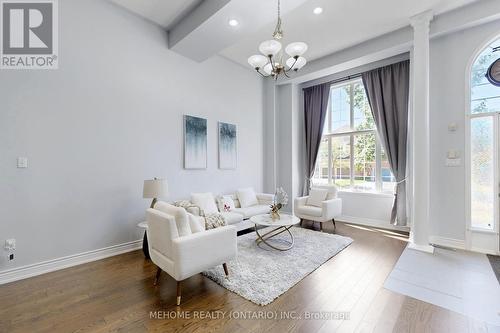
[17,157,28,168]
[5,239,16,251]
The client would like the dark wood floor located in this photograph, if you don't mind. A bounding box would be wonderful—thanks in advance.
[0,223,491,333]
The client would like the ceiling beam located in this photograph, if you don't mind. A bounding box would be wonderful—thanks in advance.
[167,0,309,62]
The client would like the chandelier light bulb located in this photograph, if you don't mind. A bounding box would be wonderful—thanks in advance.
[285,42,308,57]
[259,40,282,57]
[248,55,268,69]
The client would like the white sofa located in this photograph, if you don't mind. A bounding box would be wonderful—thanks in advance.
[186,191,275,232]
[147,202,237,305]
[294,186,342,232]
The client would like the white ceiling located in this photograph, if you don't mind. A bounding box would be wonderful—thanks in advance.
[110,0,478,66]
[109,0,202,29]
[220,0,478,66]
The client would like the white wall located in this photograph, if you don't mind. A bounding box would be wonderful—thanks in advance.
[430,19,500,251]
[338,192,395,227]
[0,0,265,272]
[275,83,303,213]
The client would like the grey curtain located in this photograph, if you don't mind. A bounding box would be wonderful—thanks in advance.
[303,83,330,195]
[362,60,410,226]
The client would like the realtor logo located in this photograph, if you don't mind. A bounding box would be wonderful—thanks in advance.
[1,0,58,69]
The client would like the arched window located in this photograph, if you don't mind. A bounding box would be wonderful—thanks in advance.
[469,38,500,231]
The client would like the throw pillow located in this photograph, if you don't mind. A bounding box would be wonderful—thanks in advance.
[217,195,235,212]
[187,213,205,233]
[173,200,202,216]
[326,185,338,200]
[204,213,226,230]
[173,200,193,209]
[237,187,259,208]
[307,188,329,207]
[191,192,218,215]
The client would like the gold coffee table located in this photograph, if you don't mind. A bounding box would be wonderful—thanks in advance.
[250,213,300,251]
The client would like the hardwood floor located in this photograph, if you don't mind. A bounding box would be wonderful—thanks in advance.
[0,223,492,333]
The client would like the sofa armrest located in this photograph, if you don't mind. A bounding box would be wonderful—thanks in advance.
[321,198,342,220]
[294,196,308,208]
[257,193,275,205]
[172,225,237,280]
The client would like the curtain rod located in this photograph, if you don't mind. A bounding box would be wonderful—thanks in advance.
[302,56,410,90]
[302,73,362,91]
[328,73,363,86]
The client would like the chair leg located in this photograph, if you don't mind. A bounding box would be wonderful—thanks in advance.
[332,218,336,231]
[222,263,229,277]
[319,222,323,232]
[176,281,182,306]
[153,267,162,286]
[299,218,303,227]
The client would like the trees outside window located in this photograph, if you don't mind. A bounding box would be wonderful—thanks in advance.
[312,79,396,193]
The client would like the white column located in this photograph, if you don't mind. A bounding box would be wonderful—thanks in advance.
[409,10,434,253]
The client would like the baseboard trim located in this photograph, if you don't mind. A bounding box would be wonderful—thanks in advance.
[0,239,142,285]
[429,235,466,250]
[407,242,435,253]
[337,215,410,232]
[470,246,500,255]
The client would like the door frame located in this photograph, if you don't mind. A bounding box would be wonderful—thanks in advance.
[465,34,500,254]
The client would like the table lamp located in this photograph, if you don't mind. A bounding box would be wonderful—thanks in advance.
[143,178,168,208]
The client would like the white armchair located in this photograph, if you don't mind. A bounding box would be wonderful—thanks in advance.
[294,187,342,232]
[146,202,237,305]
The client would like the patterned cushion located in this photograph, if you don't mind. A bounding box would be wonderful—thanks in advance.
[173,200,202,216]
[204,213,227,230]
[173,200,193,209]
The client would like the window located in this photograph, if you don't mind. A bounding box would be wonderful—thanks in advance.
[312,79,396,193]
[469,38,500,231]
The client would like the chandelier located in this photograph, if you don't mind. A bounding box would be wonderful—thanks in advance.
[247,0,308,80]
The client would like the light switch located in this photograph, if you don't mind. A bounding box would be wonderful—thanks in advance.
[447,150,460,159]
[17,157,28,168]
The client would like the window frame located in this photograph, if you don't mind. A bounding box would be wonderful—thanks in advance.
[313,78,394,194]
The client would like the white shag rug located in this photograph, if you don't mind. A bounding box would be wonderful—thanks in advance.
[202,226,353,306]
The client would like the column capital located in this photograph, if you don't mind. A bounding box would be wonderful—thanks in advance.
[410,10,434,30]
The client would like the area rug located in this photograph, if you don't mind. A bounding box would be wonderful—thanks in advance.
[202,226,353,306]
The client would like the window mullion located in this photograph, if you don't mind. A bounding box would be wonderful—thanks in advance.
[349,83,355,189]
[328,137,332,185]
[350,134,354,188]
[376,136,382,192]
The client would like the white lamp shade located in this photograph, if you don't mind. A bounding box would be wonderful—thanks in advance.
[247,54,268,69]
[259,40,282,56]
[263,63,273,75]
[286,56,307,70]
[143,178,168,198]
[285,42,308,57]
